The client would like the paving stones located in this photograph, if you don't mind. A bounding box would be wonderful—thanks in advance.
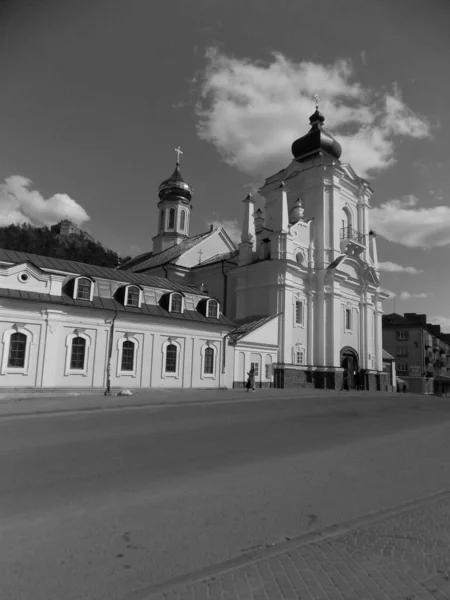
[141,495,450,600]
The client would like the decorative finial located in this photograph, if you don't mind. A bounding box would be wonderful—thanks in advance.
[314,94,320,109]
[174,146,183,165]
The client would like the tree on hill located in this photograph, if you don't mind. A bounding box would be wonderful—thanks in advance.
[0,224,121,268]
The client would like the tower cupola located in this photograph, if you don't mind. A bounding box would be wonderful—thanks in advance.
[291,99,342,161]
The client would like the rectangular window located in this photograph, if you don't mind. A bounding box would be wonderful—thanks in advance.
[396,331,409,340]
[204,348,214,375]
[121,341,135,371]
[70,337,86,370]
[251,362,259,377]
[396,346,408,357]
[345,308,352,331]
[8,333,27,368]
[76,279,92,300]
[397,363,409,373]
[126,288,140,307]
[165,344,177,373]
[295,349,304,365]
[265,364,270,379]
[295,300,304,325]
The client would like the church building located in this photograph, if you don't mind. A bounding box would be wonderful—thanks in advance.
[0,105,388,392]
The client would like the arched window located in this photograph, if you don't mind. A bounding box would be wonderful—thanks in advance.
[7,332,27,368]
[70,336,86,370]
[204,347,214,374]
[179,209,186,231]
[207,299,219,318]
[165,344,177,373]
[169,293,183,313]
[75,277,92,301]
[121,340,135,371]
[168,208,175,229]
[341,207,352,236]
[125,285,141,307]
[159,210,165,232]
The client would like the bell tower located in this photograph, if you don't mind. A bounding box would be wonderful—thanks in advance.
[152,146,193,254]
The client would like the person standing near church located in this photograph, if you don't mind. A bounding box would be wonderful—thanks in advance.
[246,367,255,392]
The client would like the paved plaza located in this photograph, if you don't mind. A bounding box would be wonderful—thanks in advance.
[135,492,450,600]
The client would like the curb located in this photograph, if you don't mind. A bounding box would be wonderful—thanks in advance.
[125,488,450,600]
[0,391,359,419]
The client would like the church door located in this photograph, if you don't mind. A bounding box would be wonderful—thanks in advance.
[341,348,358,390]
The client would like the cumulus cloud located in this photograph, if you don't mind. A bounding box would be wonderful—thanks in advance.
[399,291,432,300]
[378,261,422,274]
[0,176,89,227]
[196,48,430,178]
[207,215,241,245]
[430,315,450,329]
[371,195,450,248]
[381,288,396,298]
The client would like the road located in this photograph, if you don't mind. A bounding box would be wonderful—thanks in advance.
[1,392,450,600]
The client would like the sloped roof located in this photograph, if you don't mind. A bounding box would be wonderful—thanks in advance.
[230,314,279,343]
[382,349,395,360]
[0,287,236,326]
[383,313,415,325]
[0,248,200,294]
[194,250,239,267]
[119,230,215,272]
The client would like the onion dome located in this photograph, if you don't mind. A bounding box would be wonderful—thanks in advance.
[289,197,305,224]
[291,108,342,161]
[158,161,193,202]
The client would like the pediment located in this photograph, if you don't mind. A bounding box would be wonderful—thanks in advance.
[0,261,65,295]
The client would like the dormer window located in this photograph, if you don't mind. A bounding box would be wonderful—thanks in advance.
[169,292,183,313]
[74,277,93,301]
[206,299,219,318]
[125,285,141,308]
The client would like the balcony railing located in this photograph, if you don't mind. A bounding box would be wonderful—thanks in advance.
[340,226,366,245]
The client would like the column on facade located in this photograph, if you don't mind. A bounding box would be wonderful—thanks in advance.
[359,297,367,369]
[364,295,373,370]
[306,291,314,365]
[314,272,326,366]
[375,298,383,371]
[40,310,65,387]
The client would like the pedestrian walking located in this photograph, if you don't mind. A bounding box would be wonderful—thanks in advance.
[342,368,349,391]
[246,367,255,392]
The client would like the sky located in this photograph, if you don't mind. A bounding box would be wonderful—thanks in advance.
[0,0,449,325]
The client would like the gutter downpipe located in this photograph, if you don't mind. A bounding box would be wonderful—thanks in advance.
[221,260,228,315]
[104,309,119,396]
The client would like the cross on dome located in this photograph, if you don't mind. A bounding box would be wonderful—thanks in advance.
[174,146,183,164]
[314,94,320,109]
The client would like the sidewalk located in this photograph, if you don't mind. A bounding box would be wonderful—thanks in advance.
[0,387,383,418]
[128,490,450,600]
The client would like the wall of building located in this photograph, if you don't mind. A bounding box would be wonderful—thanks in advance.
[0,299,234,390]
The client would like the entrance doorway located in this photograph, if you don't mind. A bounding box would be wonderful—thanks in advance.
[340,347,359,390]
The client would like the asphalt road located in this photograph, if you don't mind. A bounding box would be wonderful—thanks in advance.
[1,392,450,600]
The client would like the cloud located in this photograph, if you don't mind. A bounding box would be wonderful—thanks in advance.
[378,261,422,274]
[0,176,89,227]
[399,291,432,300]
[430,315,450,329]
[207,215,241,244]
[196,49,430,178]
[371,195,450,248]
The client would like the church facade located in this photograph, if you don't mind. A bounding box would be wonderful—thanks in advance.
[121,106,389,391]
[0,107,388,391]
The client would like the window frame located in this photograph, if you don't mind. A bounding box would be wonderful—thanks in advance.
[344,306,353,333]
[206,299,219,319]
[64,332,91,376]
[293,345,305,366]
[1,326,34,375]
[124,285,142,308]
[397,362,409,373]
[168,208,176,230]
[201,342,217,379]
[294,298,304,327]
[73,277,94,301]
[159,209,165,232]
[396,331,409,341]
[250,361,259,378]
[161,339,182,379]
[179,209,186,231]
[116,335,140,377]
[169,292,184,313]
